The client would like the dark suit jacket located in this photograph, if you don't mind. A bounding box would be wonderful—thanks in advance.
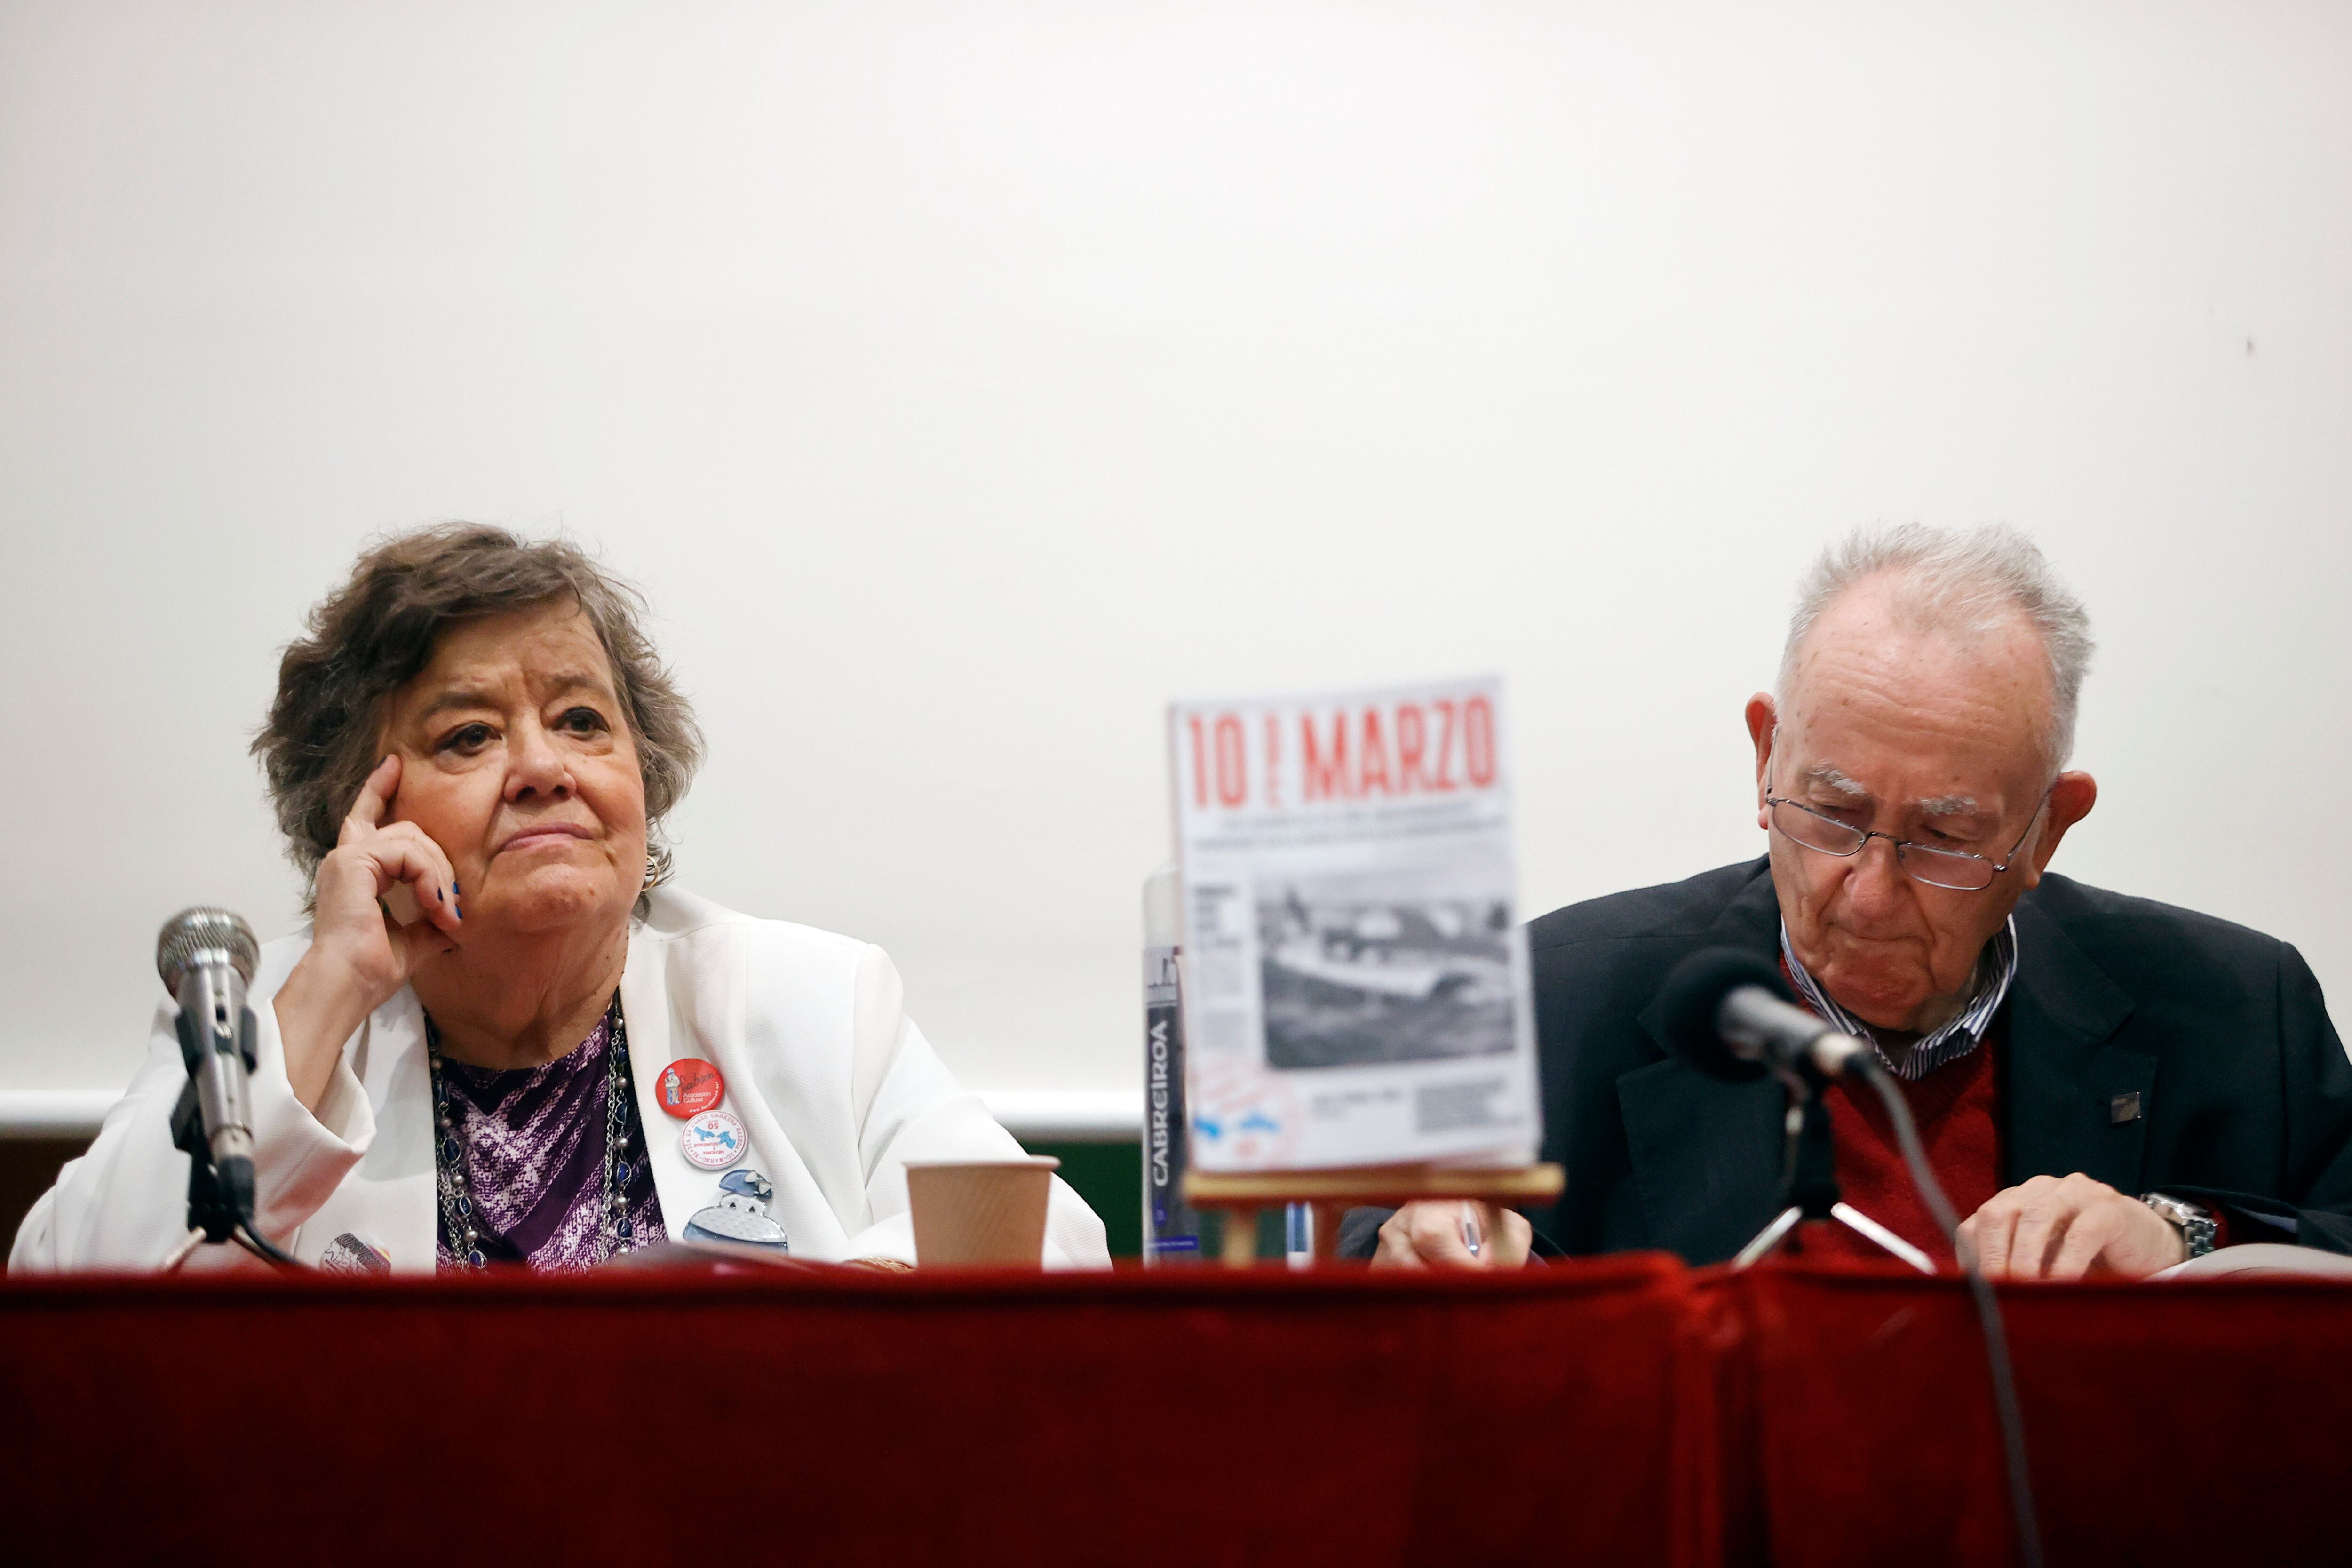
[1342,858,2352,1263]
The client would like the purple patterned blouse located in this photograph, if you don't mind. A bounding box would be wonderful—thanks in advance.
[431,1000,665,1271]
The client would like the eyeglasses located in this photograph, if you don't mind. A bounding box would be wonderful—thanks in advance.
[1764,780,2051,892]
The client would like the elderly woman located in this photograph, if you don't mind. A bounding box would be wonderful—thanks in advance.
[14,525,1107,1272]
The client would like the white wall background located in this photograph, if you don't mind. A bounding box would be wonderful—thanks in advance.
[2,1,2347,1103]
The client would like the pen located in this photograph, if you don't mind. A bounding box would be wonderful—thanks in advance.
[1461,1202,1483,1258]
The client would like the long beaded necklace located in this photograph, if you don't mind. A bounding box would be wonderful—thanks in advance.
[426,996,641,1270]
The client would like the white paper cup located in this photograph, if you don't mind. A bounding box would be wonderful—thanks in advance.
[905,1157,1060,1267]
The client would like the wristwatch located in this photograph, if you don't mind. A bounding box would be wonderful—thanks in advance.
[2140,1192,2219,1260]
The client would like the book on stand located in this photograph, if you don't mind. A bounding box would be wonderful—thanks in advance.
[1166,677,1542,1176]
[1141,864,1205,1263]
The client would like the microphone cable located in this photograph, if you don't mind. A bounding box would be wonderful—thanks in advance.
[164,1219,299,1272]
[234,1221,298,1268]
[1853,1056,2044,1568]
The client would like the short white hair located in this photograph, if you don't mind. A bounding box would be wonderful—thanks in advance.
[1779,523,2095,772]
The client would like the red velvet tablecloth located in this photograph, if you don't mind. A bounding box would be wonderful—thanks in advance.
[0,1254,1706,1568]
[3,1256,2346,1568]
[1720,1265,2352,1568]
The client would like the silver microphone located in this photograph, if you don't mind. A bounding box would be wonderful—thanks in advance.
[157,908,261,1211]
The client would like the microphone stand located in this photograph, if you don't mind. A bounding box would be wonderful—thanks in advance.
[170,1080,248,1247]
[166,1012,297,1271]
[1730,1060,1932,1273]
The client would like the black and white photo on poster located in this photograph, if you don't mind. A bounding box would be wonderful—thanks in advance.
[1256,860,1517,1070]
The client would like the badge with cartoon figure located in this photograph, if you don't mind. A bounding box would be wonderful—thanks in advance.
[657,1058,725,1119]
[683,1169,790,1252]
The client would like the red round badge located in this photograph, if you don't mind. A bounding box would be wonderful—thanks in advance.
[655,1058,725,1119]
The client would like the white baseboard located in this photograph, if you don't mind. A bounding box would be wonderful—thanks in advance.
[977,1090,1143,1143]
[0,1088,1143,1144]
[0,1091,117,1137]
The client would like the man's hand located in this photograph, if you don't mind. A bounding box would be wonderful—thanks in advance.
[1370,1201,1534,1270]
[1958,1172,2187,1281]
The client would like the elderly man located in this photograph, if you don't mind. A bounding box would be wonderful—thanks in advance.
[1351,524,2352,1279]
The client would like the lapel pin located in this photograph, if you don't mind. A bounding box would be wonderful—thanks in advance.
[657,1057,726,1118]
[683,1169,790,1251]
[2110,1091,2143,1124]
[319,1231,391,1275]
[681,1107,749,1170]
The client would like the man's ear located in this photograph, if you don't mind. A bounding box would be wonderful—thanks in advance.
[1744,694,1777,828]
[2022,771,2098,885]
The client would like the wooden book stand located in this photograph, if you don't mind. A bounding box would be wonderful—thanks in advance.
[1183,1164,1565,1265]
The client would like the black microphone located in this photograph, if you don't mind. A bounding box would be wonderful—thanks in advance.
[1656,947,1875,1082]
[158,908,262,1229]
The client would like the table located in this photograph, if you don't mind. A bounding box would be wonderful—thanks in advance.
[0,1254,1702,1568]
[1715,1264,2352,1568]
[2,1256,2344,1567]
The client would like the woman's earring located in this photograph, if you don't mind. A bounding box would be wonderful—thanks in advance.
[644,844,670,891]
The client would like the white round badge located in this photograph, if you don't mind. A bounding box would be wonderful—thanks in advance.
[680,1108,748,1171]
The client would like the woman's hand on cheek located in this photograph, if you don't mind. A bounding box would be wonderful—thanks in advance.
[319,754,466,979]
[273,754,465,1113]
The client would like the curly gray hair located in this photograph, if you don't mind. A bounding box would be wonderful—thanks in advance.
[1780,522,2095,772]
[253,524,704,905]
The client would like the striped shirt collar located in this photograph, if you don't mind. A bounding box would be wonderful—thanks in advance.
[1777,917,2019,1082]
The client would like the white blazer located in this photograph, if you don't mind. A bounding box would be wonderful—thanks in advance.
[11,887,1109,1273]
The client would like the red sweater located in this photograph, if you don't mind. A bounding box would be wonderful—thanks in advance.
[1812,1021,2005,1267]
